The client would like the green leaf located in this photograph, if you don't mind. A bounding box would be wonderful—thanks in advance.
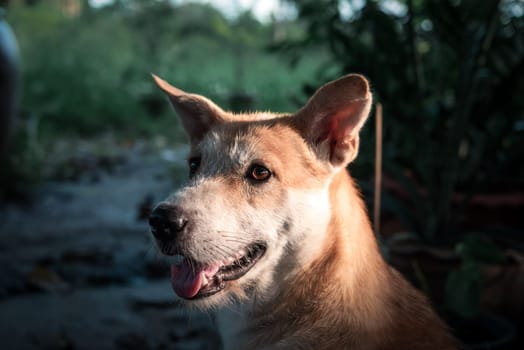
[455,235,505,264]
[445,261,481,318]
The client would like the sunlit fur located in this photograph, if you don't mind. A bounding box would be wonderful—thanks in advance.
[152,74,458,349]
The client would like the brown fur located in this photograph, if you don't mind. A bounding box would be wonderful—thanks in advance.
[245,171,458,349]
[151,74,459,350]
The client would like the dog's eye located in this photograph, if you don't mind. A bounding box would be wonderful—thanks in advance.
[248,165,271,182]
[188,157,201,177]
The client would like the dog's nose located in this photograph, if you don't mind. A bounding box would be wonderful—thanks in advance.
[149,203,188,242]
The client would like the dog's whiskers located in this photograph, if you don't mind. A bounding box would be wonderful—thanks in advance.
[207,244,241,260]
[217,234,253,244]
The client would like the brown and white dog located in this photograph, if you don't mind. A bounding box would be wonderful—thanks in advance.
[149,74,458,350]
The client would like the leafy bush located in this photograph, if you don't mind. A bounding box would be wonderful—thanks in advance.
[10,4,156,137]
[279,0,524,242]
[7,1,325,141]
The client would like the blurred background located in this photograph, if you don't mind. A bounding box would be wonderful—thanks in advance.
[0,0,523,349]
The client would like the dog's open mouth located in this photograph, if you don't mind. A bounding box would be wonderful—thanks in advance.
[170,242,266,300]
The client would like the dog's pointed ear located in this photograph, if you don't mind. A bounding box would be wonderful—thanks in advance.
[152,74,225,143]
[295,74,372,167]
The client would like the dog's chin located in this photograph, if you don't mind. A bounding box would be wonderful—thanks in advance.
[181,279,252,311]
[170,241,267,309]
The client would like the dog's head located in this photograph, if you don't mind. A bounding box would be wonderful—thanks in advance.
[149,74,372,309]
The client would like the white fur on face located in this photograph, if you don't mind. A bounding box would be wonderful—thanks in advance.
[165,124,334,309]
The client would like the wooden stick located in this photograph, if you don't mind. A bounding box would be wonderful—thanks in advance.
[374,103,383,237]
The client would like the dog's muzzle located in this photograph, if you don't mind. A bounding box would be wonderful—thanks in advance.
[148,202,267,300]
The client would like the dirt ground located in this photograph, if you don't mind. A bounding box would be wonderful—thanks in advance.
[0,142,220,350]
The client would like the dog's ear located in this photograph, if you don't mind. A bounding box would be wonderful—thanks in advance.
[152,74,225,143]
[295,74,372,167]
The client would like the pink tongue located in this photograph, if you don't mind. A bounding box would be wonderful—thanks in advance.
[171,263,203,299]
[170,262,221,299]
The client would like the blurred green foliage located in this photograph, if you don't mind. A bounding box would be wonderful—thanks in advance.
[10,3,149,136]
[7,0,325,139]
[278,0,524,242]
[2,0,325,198]
[445,234,505,318]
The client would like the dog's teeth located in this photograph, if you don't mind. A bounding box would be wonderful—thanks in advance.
[201,274,209,287]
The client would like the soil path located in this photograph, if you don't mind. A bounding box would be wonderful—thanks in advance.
[0,145,219,350]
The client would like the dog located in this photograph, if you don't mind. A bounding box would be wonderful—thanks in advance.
[149,74,458,350]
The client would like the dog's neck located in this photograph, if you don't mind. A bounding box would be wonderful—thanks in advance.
[218,170,390,349]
